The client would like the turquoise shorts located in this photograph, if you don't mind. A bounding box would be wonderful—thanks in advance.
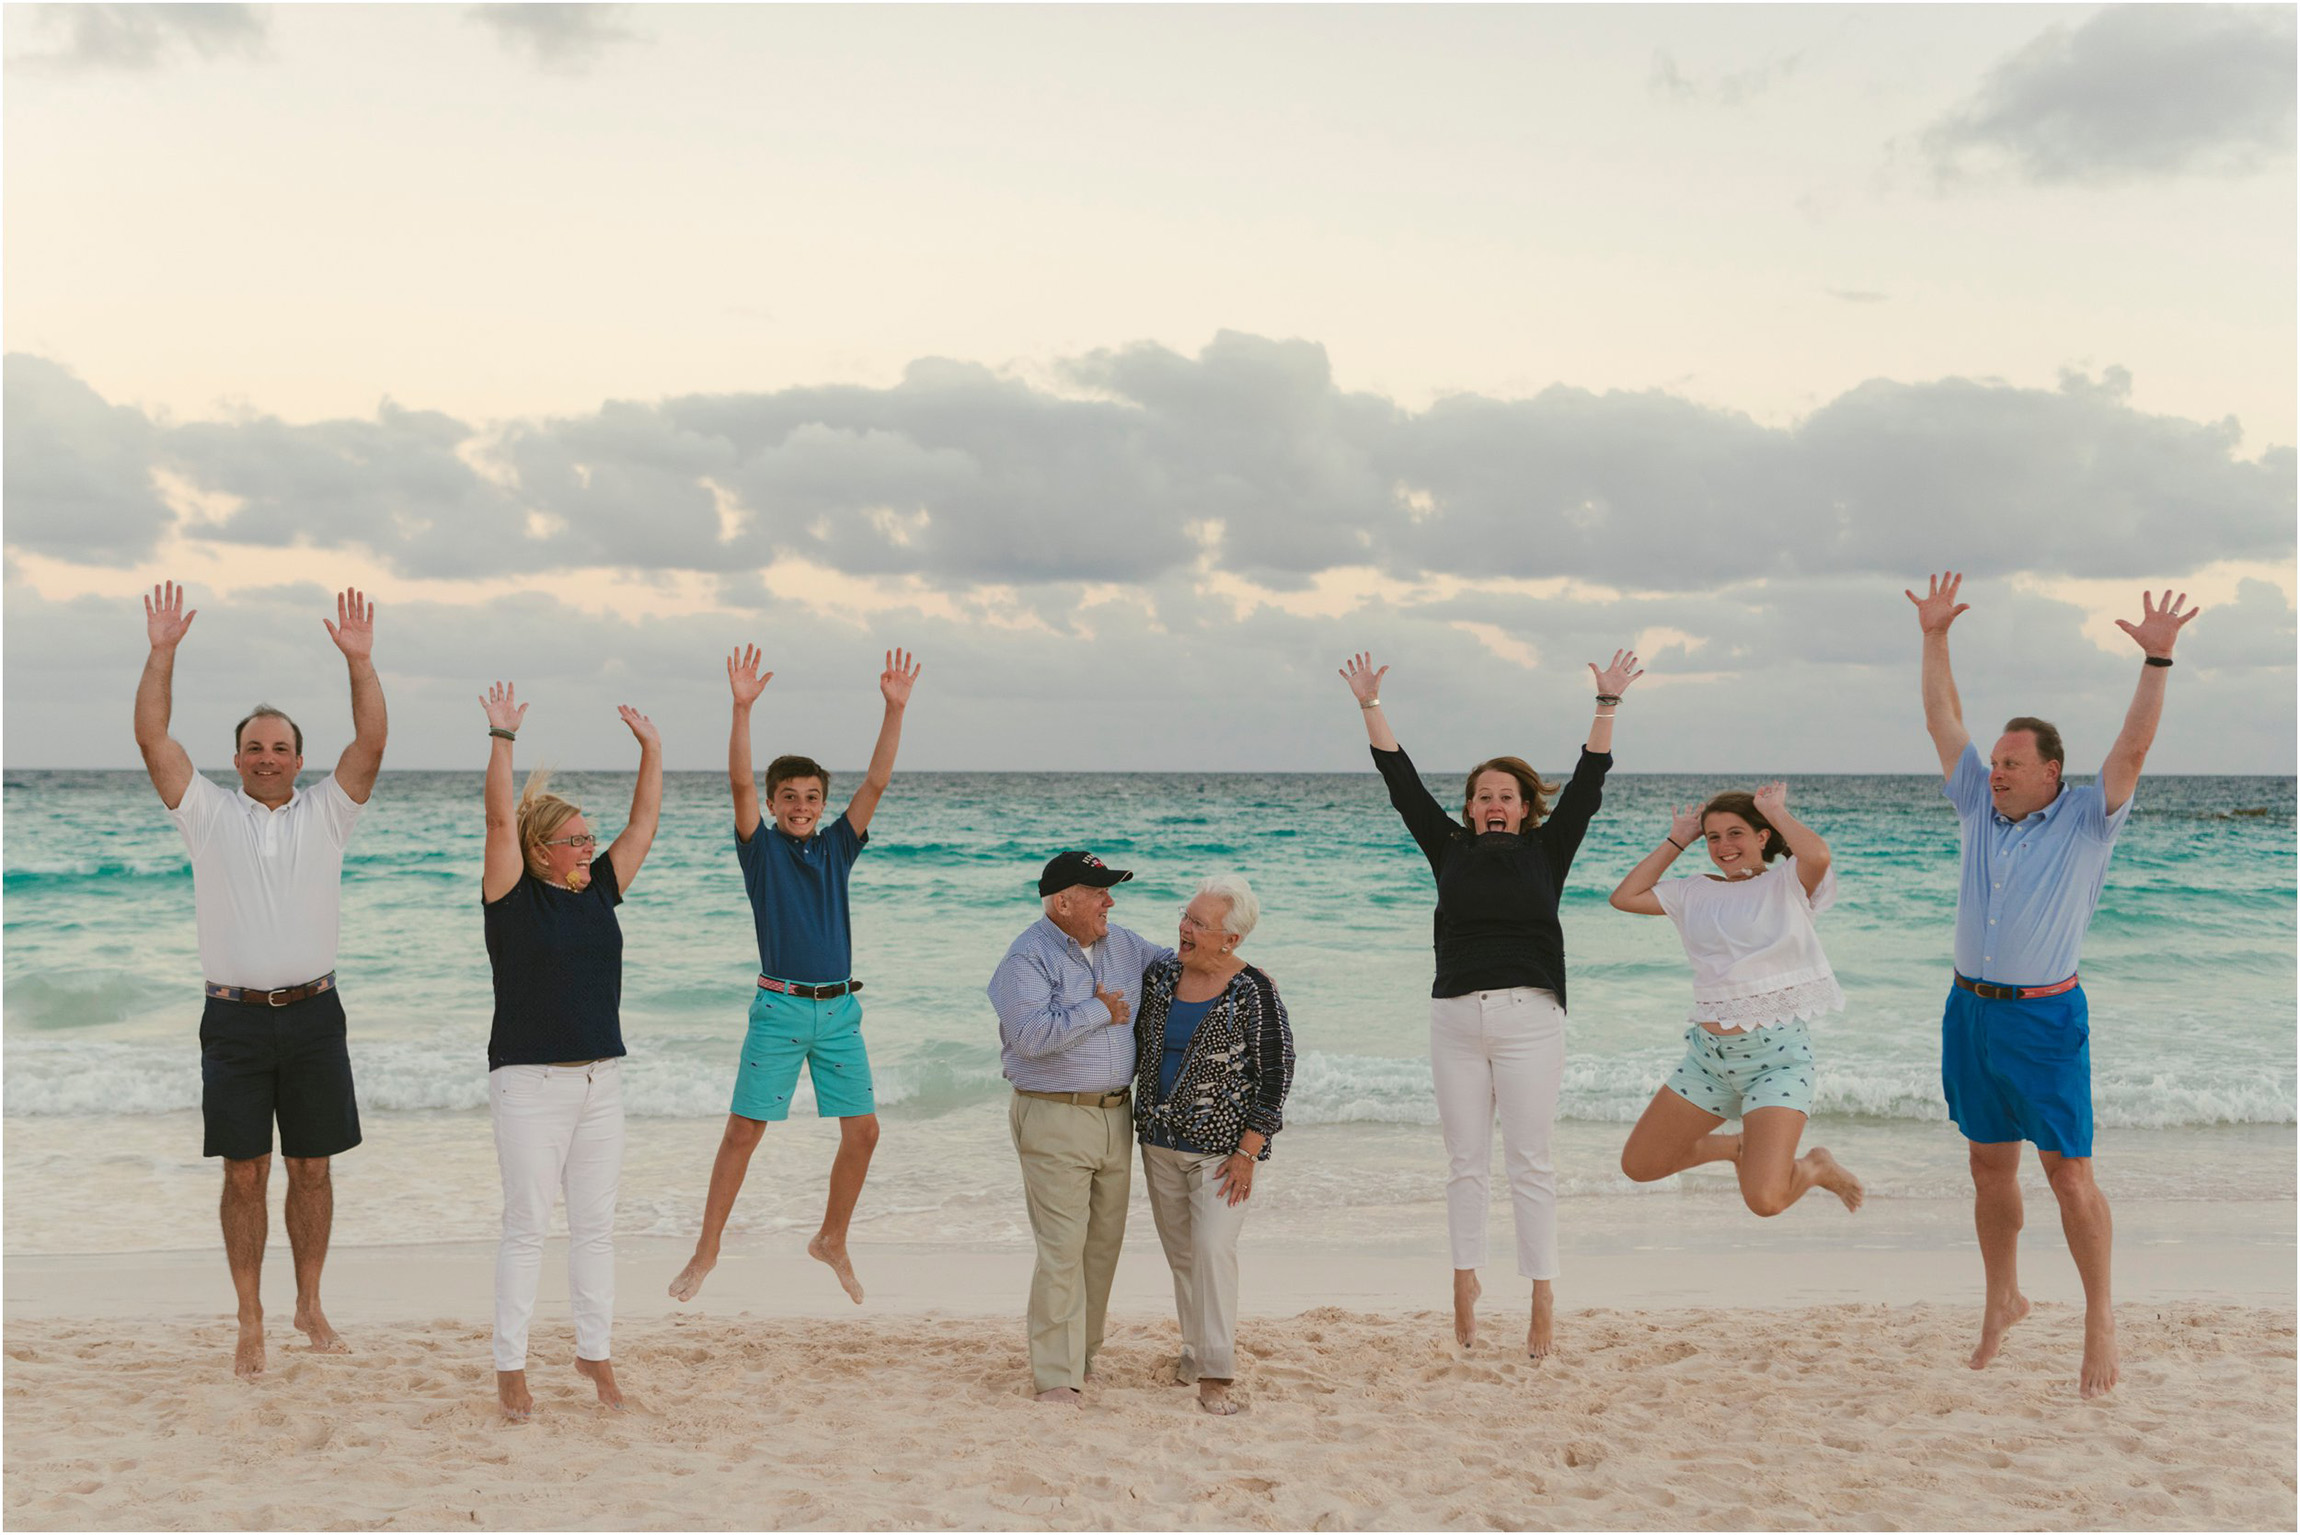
[730,987,875,1122]
[1664,1021,1815,1120]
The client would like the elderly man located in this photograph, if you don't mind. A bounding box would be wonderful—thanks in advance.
[1909,572,2196,1400]
[134,581,388,1380]
[987,851,1173,1405]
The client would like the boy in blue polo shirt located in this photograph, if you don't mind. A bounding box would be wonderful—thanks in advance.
[669,643,921,1306]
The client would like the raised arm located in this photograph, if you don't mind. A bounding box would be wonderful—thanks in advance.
[1340,652,1399,751]
[1610,802,1703,915]
[1584,648,1643,755]
[134,581,198,809]
[845,648,919,838]
[324,587,386,804]
[480,683,530,903]
[727,645,770,842]
[608,705,664,894]
[2100,589,2199,815]
[1905,572,1973,780]
[1752,781,1831,898]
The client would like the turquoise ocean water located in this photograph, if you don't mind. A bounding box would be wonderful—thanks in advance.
[5,768,2293,1256]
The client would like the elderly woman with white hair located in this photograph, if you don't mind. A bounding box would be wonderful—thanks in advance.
[1131,873,1296,1415]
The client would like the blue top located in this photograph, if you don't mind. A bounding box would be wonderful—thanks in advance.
[735,811,867,984]
[1945,742,2134,986]
[1158,996,1216,1101]
[482,853,626,1070]
[987,916,1175,1093]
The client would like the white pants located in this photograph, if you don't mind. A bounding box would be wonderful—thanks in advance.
[1141,1142,1253,1382]
[491,1059,625,1372]
[1429,987,1566,1281]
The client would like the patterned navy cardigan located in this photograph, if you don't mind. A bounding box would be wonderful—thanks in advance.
[1131,958,1296,1161]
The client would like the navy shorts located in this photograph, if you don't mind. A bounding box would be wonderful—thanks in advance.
[1940,983,2092,1158]
[199,988,363,1161]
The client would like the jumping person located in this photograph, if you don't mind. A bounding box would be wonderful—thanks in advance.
[1909,572,2197,1399]
[133,580,387,1379]
[669,645,921,1307]
[1609,784,1865,1217]
[479,684,662,1421]
[1341,646,1641,1358]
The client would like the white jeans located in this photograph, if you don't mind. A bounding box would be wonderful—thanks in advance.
[1141,1142,1253,1382]
[1429,987,1566,1281]
[491,1059,625,1372]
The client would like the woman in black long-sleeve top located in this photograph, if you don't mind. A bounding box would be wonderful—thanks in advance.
[1341,647,1642,1358]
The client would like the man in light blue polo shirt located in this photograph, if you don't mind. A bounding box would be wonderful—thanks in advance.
[988,852,1174,1405]
[668,644,921,1309]
[1909,572,2198,1400]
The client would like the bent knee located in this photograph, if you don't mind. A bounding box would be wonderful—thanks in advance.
[841,1114,881,1151]
[1742,1186,1792,1217]
[1618,1153,1669,1184]
[722,1115,768,1150]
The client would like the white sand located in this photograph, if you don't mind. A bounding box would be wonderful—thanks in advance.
[5,1221,2295,1531]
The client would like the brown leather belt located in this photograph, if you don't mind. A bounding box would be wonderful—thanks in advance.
[1955,971,2079,1002]
[205,972,337,1007]
[758,975,862,999]
[1015,1087,1130,1108]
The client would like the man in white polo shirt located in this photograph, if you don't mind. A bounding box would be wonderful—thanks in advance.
[134,580,388,1380]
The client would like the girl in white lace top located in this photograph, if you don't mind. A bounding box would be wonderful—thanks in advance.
[1608,784,1865,1219]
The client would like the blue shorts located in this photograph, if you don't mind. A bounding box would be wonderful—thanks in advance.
[1940,983,2092,1158]
[730,987,875,1122]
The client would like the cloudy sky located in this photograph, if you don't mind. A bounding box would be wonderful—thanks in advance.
[6,3,2293,774]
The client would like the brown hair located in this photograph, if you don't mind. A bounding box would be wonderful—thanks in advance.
[2001,716,2065,774]
[234,705,303,755]
[764,754,832,800]
[1698,791,1788,863]
[1460,756,1558,832]
[515,768,583,875]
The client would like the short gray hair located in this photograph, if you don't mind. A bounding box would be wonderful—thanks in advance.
[1194,873,1259,940]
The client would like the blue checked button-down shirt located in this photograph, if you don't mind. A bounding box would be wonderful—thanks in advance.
[1945,742,2134,987]
[989,916,1175,1093]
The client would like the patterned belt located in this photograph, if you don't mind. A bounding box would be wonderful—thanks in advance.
[1015,1087,1131,1108]
[205,972,337,1007]
[1955,971,2079,1001]
[757,975,862,999]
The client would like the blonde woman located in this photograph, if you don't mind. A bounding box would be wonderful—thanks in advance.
[480,682,662,1421]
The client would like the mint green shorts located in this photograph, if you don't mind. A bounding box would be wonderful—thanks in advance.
[730,987,875,1122]
[1664,1022,1815,1120]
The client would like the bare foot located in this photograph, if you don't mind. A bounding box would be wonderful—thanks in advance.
[1033,1387,1082,1407]
[1968,1291,2032,1370]
[1452,1269,1481,1349]
[576,1356,627,1411]
[497,1368,533,1423]
[1527,1281,1555,1360]
[808,1234,864,1304]
[667,1252,715,1303]
[233,1313,265,1380]
[293,1302,350,1354]
[1198,1382,1241,1415]
[1806,1147,1866,1213]
[2080,1310,2120,1399]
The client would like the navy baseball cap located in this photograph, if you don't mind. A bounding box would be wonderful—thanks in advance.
[1038,850,1134,897]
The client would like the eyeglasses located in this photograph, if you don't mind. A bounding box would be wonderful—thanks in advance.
[542,833,598,851]
[1177,908,1221,933]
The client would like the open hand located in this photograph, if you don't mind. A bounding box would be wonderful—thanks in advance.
[1588,649,1644,697]
[880,647,920,708]
[1905,572,1970,634]
[1752,781,1788,818]
[728,645,773,706]
[480,681,528,735]
[323,587,375,662]
[2114,589,2199,659]
[618,705,659,749]
[143,581,197,650]
[1669,802,1703,847]
[1213,1153,1255,1206]
[1339,652,1388,705]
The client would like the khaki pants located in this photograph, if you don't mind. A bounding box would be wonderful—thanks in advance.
[1141,1141,1251,1382]
[1010,1092,1132,1393]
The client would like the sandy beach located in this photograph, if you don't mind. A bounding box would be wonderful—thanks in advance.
[6,1214,2294,1532]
